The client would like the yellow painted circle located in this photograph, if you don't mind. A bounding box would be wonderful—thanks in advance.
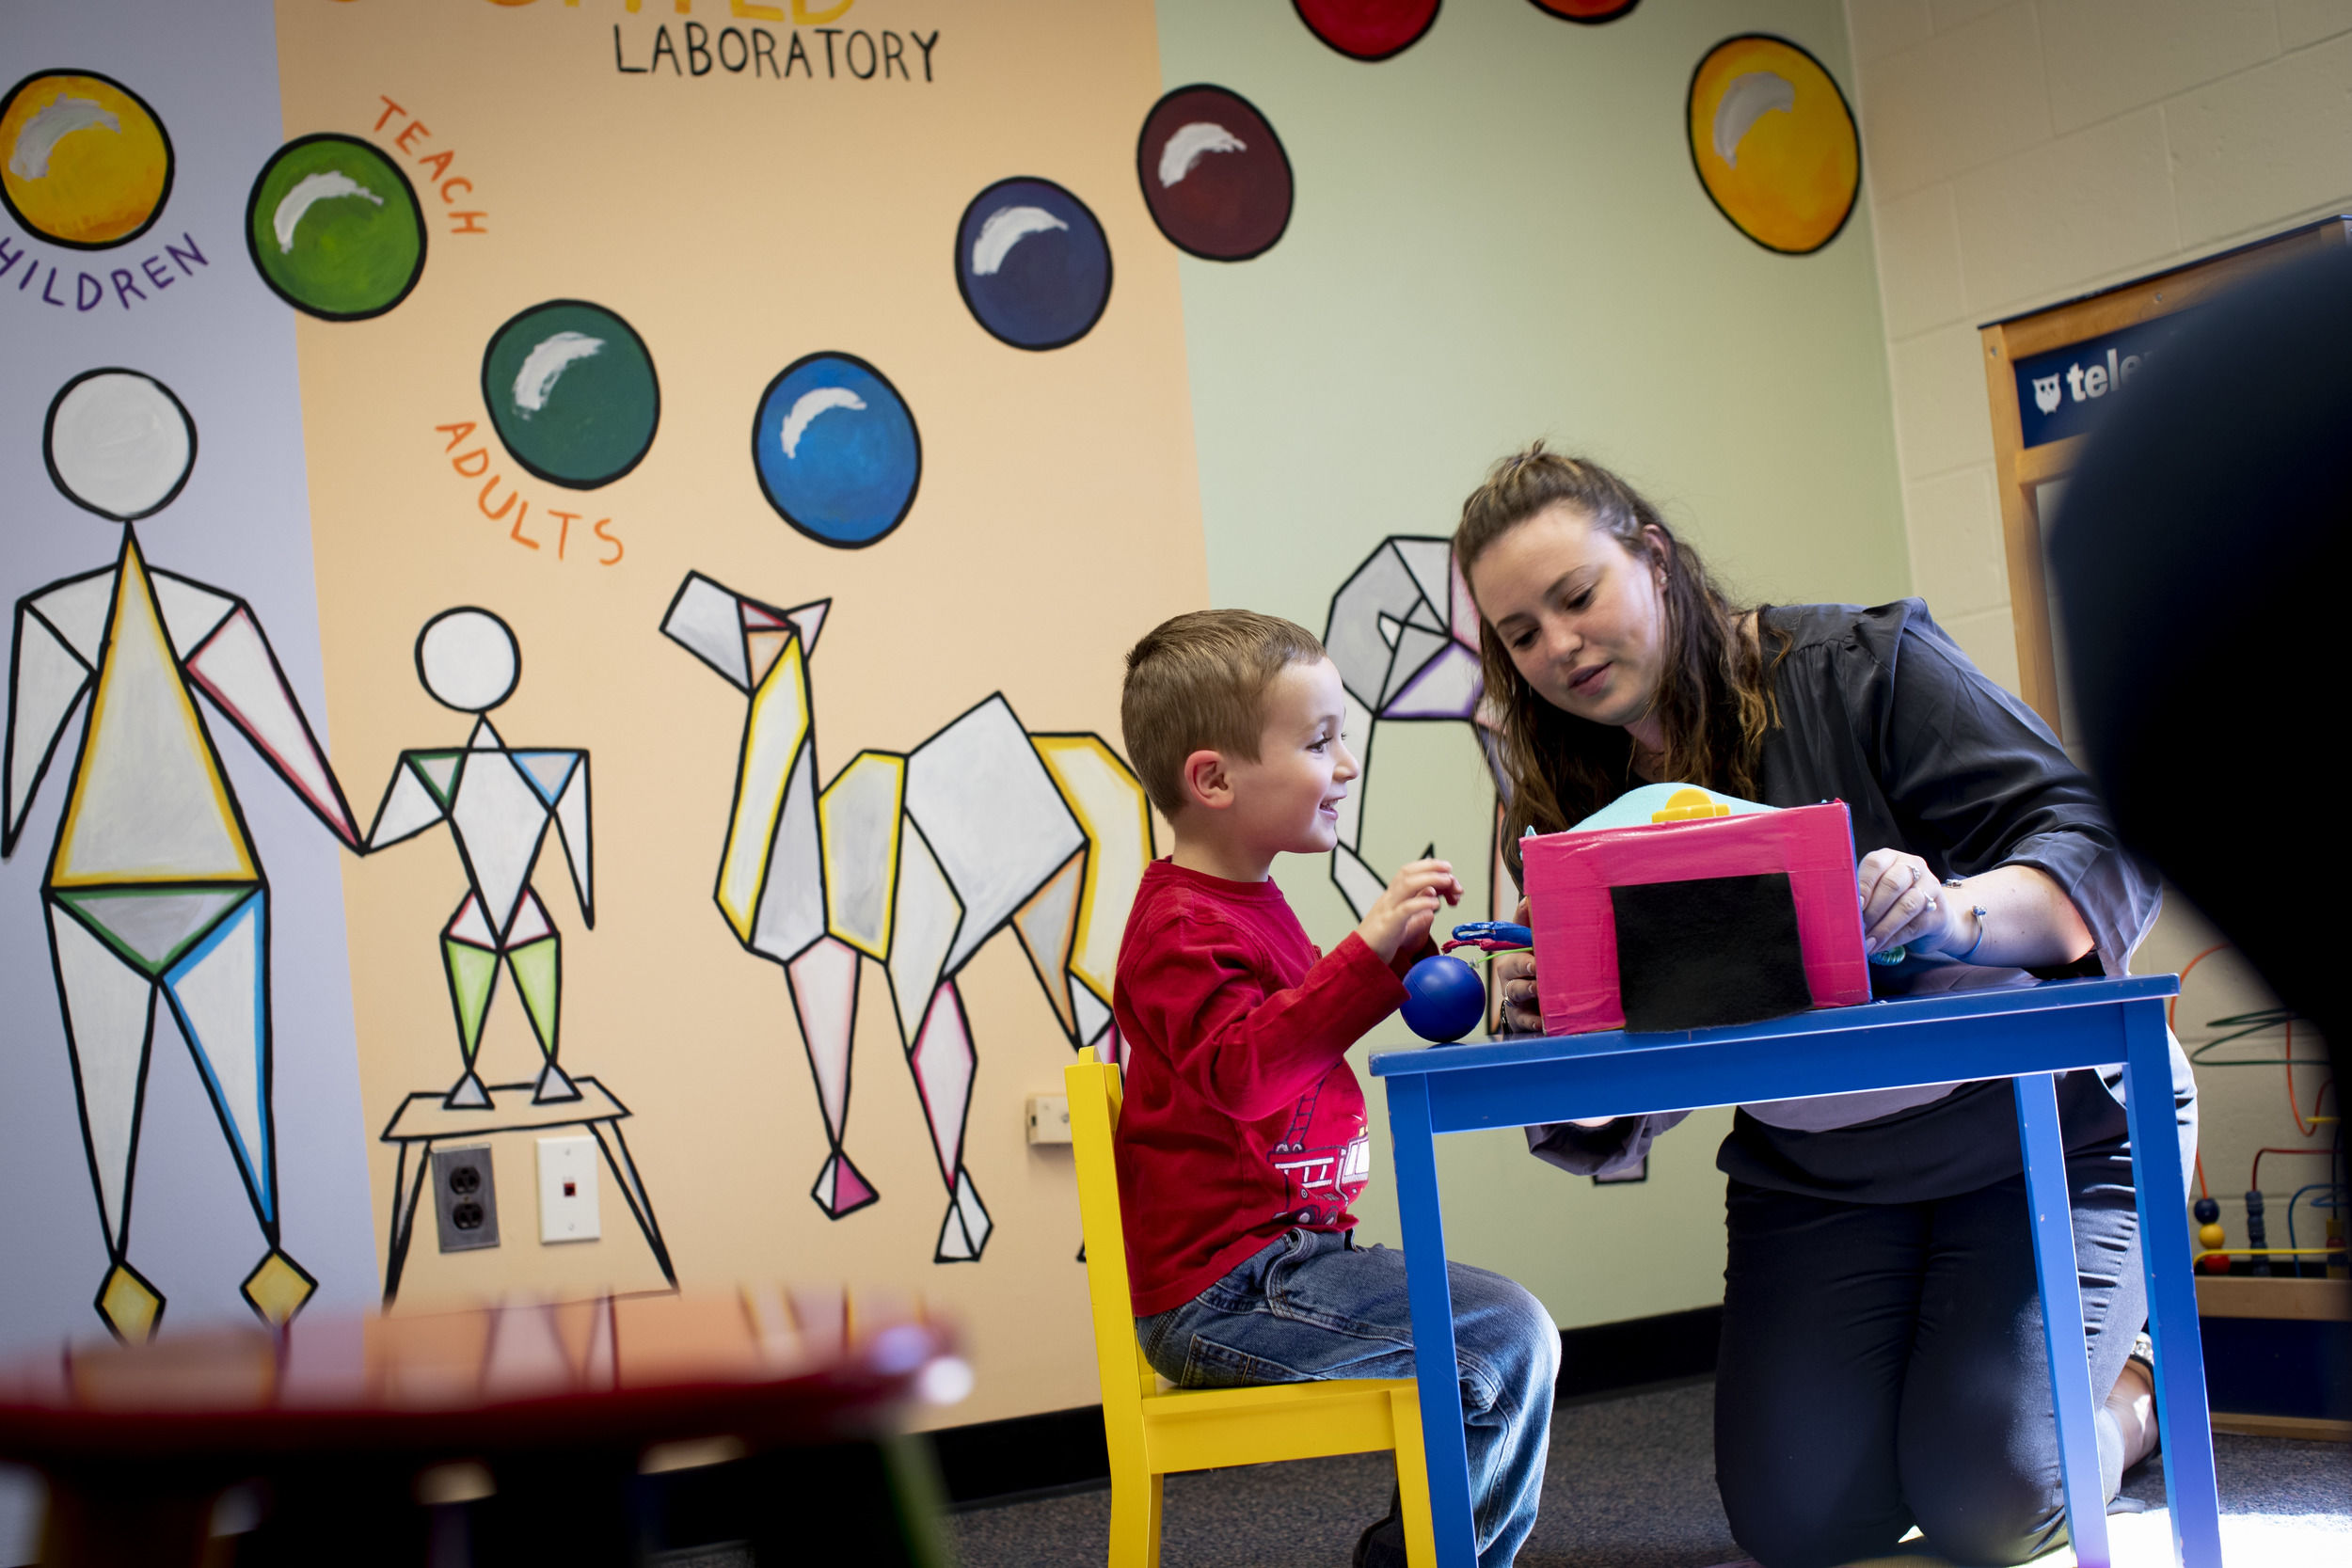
[1687,36,1857,255]
[0,71,174,250]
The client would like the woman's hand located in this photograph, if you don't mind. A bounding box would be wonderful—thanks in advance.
[1491,895,1545,1034]
[1856,847,1968,957]
[1492,947,1542,1034]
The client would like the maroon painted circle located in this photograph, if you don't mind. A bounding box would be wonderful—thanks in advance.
[1136,86,1294,262]
[1293,0,1440,62]
[1528,0,1641,21]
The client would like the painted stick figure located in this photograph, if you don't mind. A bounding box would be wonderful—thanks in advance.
[362,609,592,1110]
[4,369,364,1339]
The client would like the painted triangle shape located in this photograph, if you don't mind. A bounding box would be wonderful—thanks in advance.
[151,572,238,655]
[514,751,579,806]
[784,599,829,656]
[936,1208,973,1261]
[56,885,253,978]
[7,608,90,847]
[55,542,253,884]
[834,1160,874,1211]
[745,628,790,689]
[411,752,464,806]
[1395,538,1454,621]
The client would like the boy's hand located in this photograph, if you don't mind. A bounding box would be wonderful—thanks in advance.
[1355,859,1463,965]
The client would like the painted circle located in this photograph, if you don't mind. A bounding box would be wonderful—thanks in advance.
[1687,35,1859,255]
[1137,86,1294,262]
[1293,1,1439,61]
[45,370,195,522]
[753,353,922,548]
[954,177,1111,352]
[0,71,173,249]
[246,133,426,320]
[481,300,661,489]
[417,608,519,714]
[1528,0,1641,21]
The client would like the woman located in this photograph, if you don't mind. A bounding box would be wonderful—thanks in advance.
[1461,446,2189,1568]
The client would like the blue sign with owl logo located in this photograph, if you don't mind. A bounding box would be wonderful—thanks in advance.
[2012,309,2198,449]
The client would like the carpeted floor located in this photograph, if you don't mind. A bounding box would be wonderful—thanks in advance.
[949,1378,2352,1567]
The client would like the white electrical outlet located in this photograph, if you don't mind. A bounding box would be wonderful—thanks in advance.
[536,1134,601,1243]
[1026,1093,1072,1145]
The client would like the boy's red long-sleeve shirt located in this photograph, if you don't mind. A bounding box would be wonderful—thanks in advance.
[1111,859,1416,1317]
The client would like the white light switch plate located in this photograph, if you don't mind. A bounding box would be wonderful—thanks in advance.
[536,1134,601,1243]
[1026,1093,1072,1145]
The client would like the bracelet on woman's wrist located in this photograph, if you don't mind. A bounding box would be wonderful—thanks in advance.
[1945,878,1989,961]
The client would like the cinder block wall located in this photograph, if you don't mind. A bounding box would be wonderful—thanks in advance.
[1845,0,2352,689]
[1843,0,2348,1225]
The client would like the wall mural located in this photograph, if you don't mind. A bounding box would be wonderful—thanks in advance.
[954,177,1113,352]
[1293,2,1443,62]
[1291,0,1638,63]
[3,2,1858,1354]
[1321,534,1510,927]
[245,133,426,321]
[661,574,1152,1261]
[1136,86,1293,263]
[6,370,362,1339]
[1686,34,1860,255]
[0,71,175,251]
[753,354,921,548]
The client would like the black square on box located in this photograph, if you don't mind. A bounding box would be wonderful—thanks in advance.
[1608,871,1813,1032]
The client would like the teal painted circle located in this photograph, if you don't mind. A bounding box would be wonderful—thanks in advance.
[481,299,660,490]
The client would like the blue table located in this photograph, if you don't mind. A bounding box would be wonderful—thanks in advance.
[1370,974,2220,1568]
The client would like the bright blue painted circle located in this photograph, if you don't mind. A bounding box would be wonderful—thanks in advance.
[752,353,921,548]
[1402,955,1486,1043]
[954,177,1111,351]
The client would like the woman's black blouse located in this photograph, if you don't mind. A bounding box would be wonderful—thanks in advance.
[1528,599,2192,1203]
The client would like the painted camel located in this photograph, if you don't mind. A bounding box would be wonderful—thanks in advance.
[661,572,1152,1261]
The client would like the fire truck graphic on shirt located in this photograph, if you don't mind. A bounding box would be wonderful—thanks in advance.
[1268,1076,1373,1228]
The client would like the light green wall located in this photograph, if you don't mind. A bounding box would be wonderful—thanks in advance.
[1155,0,1908,1329]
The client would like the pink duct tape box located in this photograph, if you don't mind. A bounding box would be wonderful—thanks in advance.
[1521,798,1871,1036]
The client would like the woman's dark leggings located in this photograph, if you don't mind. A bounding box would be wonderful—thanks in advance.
[1713,1145,2145,1568]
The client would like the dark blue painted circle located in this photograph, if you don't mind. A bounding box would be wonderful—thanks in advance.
[954,177,1111,351]
[752,353,921,548]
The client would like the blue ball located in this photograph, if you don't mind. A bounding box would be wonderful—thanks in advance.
[955,177,1111,350]
[753,352,922,548]
[1402,955,1486,1044]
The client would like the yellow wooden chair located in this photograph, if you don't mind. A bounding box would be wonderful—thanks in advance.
[1066,1054,1436,1567]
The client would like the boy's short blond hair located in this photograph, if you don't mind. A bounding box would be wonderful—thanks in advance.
[1121,610,1327,817]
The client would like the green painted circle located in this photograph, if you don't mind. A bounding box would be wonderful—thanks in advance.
[481,300,660,490]
[245,134,425,321]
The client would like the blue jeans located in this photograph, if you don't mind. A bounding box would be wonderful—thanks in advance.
[1136,1229,1557,1568]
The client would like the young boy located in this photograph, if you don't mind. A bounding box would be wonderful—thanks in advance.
[1113,610,1557,1568]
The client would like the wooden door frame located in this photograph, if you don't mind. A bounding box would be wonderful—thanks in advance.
[1978,215,2350,735]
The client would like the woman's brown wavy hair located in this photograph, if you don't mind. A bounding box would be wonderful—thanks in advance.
[1454,444,1785,878]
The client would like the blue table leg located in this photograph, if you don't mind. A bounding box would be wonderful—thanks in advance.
[2014,1071,2111,1568]
[2121,999,2223,1568]
[1385,1074,1478,1568]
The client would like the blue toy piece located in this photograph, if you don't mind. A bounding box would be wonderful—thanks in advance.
[1402,955,1486,1044]
[1450,921,1532,948]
